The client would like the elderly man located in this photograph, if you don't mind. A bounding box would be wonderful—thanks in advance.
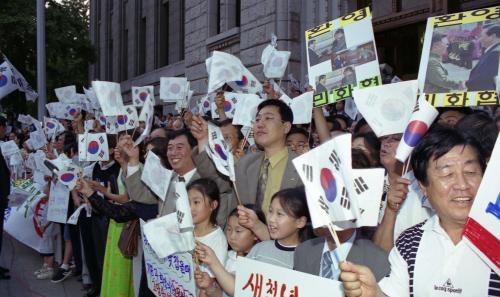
[340,127,498,297]
[466,25,500,91]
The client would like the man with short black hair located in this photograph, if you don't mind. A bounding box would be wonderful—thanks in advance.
[340,127,498,297]
[466,25,500,91]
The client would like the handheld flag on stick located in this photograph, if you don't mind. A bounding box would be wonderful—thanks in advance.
[91,81,126,116]
[205,122,236,182]
[141,151,173,200]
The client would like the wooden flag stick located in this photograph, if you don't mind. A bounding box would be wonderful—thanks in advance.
[232,181,243,206]
[131,126,138,140]
[239,127,252,151]
[326,222,345,261]
[401,155,412,177]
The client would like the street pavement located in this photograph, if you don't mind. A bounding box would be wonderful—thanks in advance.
[0,233,83,297]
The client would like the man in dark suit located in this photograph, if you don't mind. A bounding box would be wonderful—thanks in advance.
[294,228,390,281]
[308,39,321,66]
[466,25,500,91]
[0,116,11,279]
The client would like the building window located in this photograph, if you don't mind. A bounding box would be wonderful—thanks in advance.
[158,0,169,67]
[209,0,240,37]
[107,0,113,80]
[179,0,185,61]
[138,16,146,75]
[120,1,128,80]
[107,40,113,80]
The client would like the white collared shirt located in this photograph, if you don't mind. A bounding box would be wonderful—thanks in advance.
[320,230,356,280]
[178,167,196,184]
[379,215,492,297]
[393,171,435,242]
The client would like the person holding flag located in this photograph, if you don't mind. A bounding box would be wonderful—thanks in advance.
[340,127,498,297]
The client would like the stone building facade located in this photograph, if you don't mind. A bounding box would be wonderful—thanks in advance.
[88,0,498,110]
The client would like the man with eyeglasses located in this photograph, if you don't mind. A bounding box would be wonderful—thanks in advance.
[191,99,303,215]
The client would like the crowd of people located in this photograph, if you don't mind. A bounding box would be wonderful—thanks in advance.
[0,78,499,297]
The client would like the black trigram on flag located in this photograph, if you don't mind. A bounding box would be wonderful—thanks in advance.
[129,120,135,126]
[98,136,105,144]
[177,210,185,224]
[303,164,313,181]
[340,187,350,210]
[318,196,329,214]
[98,150,106,158]
[211,131,217,140]
[329,150,341,170]
[354,177,369,194]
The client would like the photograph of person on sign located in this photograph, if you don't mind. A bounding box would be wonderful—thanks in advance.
[420,18,500,94]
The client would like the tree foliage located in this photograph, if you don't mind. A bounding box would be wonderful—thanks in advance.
[0,0,96,115]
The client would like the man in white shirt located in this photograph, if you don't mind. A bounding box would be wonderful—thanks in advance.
[340,126,499,297]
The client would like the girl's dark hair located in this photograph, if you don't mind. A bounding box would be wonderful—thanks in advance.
[228,204,266,225]
[270,187,311,242]
[186,178,220,225]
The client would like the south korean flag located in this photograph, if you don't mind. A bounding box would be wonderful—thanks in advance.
[261,44,291,79]
[132,85,154,107]
[54,85,77,104]
[0,61,17,100]
[205,122,236,181]
[57,163,83,190]
[44,117,64,141]
[83,87,100,110]
[211,92,240,119]
[104,116,120,134]
[160,77,188,101]
[206,51,243,94]
[227,65,263,94]
[123,105,139,130]
[82,133,109,161]
[293,134,384,229]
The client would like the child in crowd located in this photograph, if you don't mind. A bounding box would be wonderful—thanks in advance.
[246,187,310,269]
[187,178,228,281]
[194,204,265,297]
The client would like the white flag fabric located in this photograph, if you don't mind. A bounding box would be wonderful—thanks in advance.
[205,122,236,181]
[135,94,155,146]
[395,95,438,162]
[226,65,263,94]
[44,117,64,141]
[78,133,109,162]
[0,61,18,99]
[123,105,139,130]
[211,92,240,119]
[206,51,244,93]
[353,80,418,137]
[344,98,358,121]
[46,102,80,120]
[160,77,188,101]
[84,120,94,132]
[232,93,263,127]
[83,87,100,110]
[104,116,119,135]
[262,45,291,79]
[141,151,173,200]
[142,182,195,259]
[132,86,154,107]
[292,134,384,229]
[28,130,47,150]
[56,163,83,191]
[18,114,42,131]
[290,91,313,124]
[3,55,38,102]
[91,81,126,116]
[199,94,214,115]
[240,126,255,146]
[54,85,77,103]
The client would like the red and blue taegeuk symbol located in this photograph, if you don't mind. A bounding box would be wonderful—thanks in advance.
[117,115,128,125]
[60,173,75,183]
[403,121,428,147]
[223,101,232,112]
[0,73,7,87]
[214,143,228,161]
[68,108,78,116]
[46,121,56,129]
[203,100,210,108]
[87,140,100,154]
[139,91,148,101]
[235,75,248,87]
[320,168,337,202]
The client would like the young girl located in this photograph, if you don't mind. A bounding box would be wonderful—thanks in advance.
[246,187,310,269]
[194,205,265,297]
[187,178,228,279]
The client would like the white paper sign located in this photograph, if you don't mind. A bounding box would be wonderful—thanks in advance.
[47,181,70,223]
[234,257,343,297]
[140,219,197,297]
[141,151,173,200]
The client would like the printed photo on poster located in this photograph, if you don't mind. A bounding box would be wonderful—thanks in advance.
[418,6,500,107]
[305,7,381,107]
